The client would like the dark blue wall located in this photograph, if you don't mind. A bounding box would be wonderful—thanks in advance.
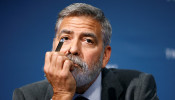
[1,0,175,99]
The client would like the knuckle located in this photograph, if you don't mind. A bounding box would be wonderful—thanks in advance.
[53,52,59,56]
[44,66,47,72]
[57,56,66,63]
[64,60,72,66]
[48,69,53,76]
[57,56,63,60]
[65,59,71,63]
[45,52,51,57]
[52,52,57,55]
[52,52,57,57]
[44,66,48,72]
[56,57,62,64]
[60,72,68,79]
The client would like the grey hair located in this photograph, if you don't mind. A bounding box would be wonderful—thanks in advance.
[55,3,112,47]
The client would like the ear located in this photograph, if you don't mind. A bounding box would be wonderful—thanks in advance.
[102,45,111,68]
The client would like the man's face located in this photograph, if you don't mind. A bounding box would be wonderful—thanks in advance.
[53,16,105,87]
[53,16,104,69]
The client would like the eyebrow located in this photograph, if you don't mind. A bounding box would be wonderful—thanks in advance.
[60,29,73,34]
[57,29,73,37]
[59,30,97,38]
[81,32,97,39]
[81,32,98,43]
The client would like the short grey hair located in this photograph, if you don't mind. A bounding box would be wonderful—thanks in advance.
[55,3,112,47]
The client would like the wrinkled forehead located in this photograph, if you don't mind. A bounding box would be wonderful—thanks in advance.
[56,16,102,38]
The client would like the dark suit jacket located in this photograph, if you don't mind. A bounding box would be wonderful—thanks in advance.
[13,68,159,100]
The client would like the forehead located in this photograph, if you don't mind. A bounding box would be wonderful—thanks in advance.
[57,16,102,37]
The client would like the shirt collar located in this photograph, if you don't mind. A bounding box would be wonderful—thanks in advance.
[73,72,102,100]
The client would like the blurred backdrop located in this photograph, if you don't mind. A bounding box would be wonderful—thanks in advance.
[1,0,175,99]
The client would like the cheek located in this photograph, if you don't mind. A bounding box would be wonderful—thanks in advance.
[83,48,102,66]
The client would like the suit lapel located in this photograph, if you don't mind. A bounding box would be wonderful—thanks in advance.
[101,68,124,100]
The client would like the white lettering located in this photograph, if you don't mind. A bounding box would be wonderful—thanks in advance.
[166,48,175,59]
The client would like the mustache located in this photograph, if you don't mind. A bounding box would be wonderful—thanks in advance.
[66,54,87,68]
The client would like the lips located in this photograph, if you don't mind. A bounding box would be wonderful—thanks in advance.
[70,63,82,72]
[73,63,82,69]
[66,54,84,69]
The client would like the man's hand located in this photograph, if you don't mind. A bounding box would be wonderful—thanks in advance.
[44,52,76,100]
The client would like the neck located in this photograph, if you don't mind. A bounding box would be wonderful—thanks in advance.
[75,72,100,94]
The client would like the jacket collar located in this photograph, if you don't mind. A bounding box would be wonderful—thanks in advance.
[101,68,124,100]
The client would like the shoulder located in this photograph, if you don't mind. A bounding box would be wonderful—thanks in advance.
[13,79,50,100]
[102,68,144,82]
[20,79,49,92]
[102,68,157,90]
[103,68,153,78]
[102,68,158,100]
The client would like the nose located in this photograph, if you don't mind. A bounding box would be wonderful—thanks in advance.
[68,39,80,56]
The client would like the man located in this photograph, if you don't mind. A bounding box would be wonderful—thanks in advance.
[13,3,159,100]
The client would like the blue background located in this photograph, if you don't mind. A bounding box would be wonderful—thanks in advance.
[1,0,175,99]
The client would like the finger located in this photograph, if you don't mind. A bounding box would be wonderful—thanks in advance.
[56,55,70,70]
[50,52,59,68]
[44,52,51,67]
[47,52,60,77]
[56,52,65,56]
[62,60,73,74]
[44,52,52,74]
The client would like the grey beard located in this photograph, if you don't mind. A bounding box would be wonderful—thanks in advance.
[66,53,103,87]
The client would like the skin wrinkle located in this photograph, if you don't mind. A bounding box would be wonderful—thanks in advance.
[57,16,101,38]
[55,17,99,40]
[64,16,97,29]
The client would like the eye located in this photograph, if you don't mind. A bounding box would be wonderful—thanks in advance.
[86,39,94,44]
[61,36,69,41]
